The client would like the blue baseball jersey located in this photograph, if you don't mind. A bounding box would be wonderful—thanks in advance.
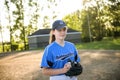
[40,41,80,75]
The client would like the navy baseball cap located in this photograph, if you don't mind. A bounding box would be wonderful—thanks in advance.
[52,20,67,30]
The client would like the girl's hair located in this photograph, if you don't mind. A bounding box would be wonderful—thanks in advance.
[49,30,55,44]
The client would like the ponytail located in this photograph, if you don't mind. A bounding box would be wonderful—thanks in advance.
[49,30,55,44]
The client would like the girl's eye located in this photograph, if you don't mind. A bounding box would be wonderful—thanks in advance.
[58,28,66,32]
[63,28,66,31]
[58,30,62,32]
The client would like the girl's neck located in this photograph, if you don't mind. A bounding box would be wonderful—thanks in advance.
[55,39,65,47]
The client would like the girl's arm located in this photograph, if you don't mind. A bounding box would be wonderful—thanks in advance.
[42,63,71,76]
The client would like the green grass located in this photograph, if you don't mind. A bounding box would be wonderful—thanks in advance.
[0,37,120,53]
[76,37,120,50]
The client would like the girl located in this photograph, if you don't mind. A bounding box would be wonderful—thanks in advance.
[40,20,80,80]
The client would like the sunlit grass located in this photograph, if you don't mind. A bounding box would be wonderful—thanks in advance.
[76,37,120,50]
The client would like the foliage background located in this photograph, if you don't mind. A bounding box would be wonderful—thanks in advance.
[0,0,120,53]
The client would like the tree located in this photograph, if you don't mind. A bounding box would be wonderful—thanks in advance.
[63,10,82,31]
[0,1,5,52]
[0,22,4,52]
[63,0,113,42]
[4,0,13,51]
[108,0,120,37]
[10,0,27,50]
[28,0,39,31]
[81,0,111,41]
[82,0,92,42]
[43,16,50,29]
[42,0,59,29]
[80,9,92,42]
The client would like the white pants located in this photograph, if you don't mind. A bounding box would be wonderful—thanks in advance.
[50,75,77,80]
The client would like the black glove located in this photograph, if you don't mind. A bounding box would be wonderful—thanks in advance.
[65,61,83,76]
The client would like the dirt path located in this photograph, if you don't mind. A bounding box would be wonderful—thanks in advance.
[0,50,120,80]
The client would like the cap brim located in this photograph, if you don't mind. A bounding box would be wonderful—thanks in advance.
[55,26,66,30]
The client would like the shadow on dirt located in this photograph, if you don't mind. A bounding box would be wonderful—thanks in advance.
[0,50,120,80]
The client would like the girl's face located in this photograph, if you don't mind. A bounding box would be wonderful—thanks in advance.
[53,27,67,40]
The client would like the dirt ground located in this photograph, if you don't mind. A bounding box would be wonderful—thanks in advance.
[0,50,120,80]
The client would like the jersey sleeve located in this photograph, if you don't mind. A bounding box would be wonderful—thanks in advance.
[40,47,54,68]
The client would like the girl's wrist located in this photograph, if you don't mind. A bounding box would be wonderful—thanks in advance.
[62,68,68,74]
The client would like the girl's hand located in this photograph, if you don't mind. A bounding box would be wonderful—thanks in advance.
[63,62,71,73]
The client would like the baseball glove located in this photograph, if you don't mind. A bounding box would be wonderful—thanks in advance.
[65,61,83,76]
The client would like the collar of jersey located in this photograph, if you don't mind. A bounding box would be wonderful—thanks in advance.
[54,41,66,48]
